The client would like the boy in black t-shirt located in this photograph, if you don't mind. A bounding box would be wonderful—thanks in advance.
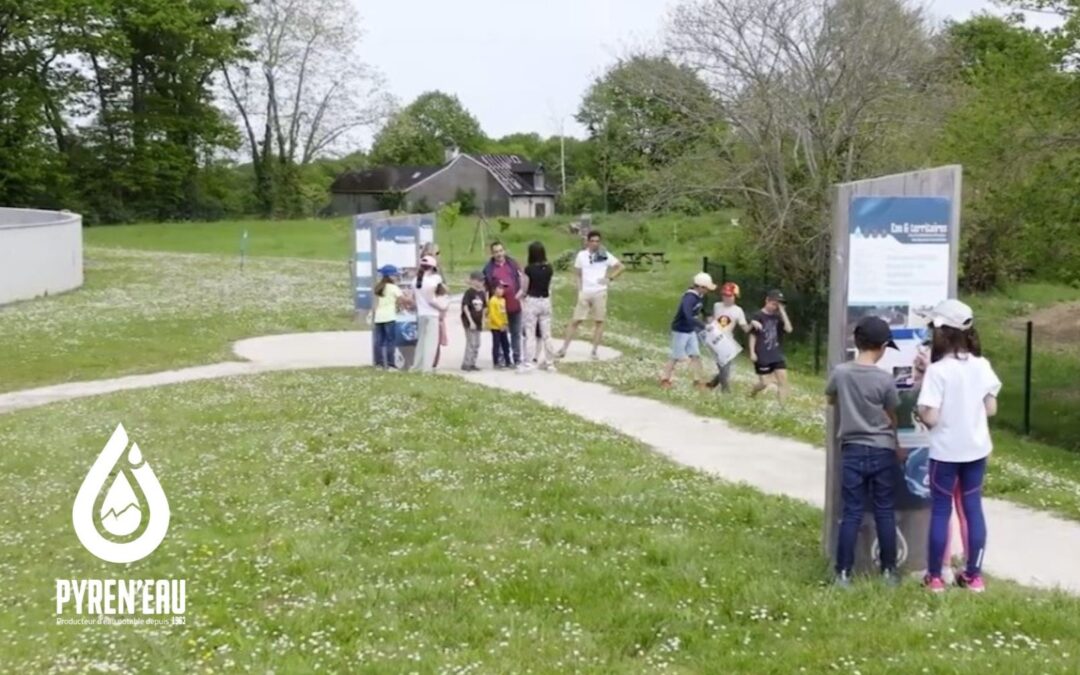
[461,271,487,371]
[749,289,794,403]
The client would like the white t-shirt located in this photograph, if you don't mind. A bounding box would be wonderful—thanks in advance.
[712,304,747,337]
[917,354,1002,463]
[575,249,619,295]
[414,272,444,318]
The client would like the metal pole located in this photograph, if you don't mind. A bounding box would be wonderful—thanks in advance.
[560,130,567,196]
[702,256,708,273]
[1024,320,1033,435]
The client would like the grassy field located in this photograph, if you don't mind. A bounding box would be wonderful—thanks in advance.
[8,214,1080,523]
[2,370,1080,673]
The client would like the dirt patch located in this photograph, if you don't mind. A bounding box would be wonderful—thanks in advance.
[1012,301,1080,350]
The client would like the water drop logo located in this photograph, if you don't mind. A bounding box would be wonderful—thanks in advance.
[73,424,169,563]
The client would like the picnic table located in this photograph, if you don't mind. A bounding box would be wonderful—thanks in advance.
[622,251,669,270]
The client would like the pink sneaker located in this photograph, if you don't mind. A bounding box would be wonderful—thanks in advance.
[923,575,946,594]
[957,572,986,593]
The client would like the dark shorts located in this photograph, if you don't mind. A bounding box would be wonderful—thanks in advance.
[754,360,787,376]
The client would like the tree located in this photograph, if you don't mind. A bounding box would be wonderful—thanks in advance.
[369,91,485,166]
[577,56,716,211]
[221,0,390,217]
[664,0,938,292]
[937,13,1080,288]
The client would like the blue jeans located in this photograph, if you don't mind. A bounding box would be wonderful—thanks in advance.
[508,311,523,365]
[928,457,987,578]
[836,444,898,574]
[373,322,396,368]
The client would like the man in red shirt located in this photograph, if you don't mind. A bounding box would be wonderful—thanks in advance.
[483,241,525,366]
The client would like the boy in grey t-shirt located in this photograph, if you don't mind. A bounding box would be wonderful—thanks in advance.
[825,316,901,587]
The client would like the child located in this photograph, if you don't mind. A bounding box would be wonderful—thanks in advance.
[372,265,402,369]
[488,282,511,368]
[705,282,751,392]
[825,315,902,587]
[659,272,716,390]
[461,272,487,371]
[917,299,1001,593]
[749,289,794,403]
[431,283,450,369]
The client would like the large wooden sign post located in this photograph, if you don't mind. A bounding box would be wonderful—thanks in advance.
[823,166,963,574]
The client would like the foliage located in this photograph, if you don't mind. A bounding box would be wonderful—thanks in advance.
[454,187,478,215]
[562,176,604,214]
[369,91,485,166]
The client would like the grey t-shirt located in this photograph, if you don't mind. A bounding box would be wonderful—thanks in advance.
[825,362,899,450]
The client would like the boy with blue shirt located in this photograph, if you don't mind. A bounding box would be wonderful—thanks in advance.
[659,272,716,391]
[825,315,903,587]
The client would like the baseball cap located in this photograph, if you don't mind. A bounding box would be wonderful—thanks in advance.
[692,272,717,291]
[767,289,785,302]
[854,316,899,350]
[925,298,974,330]
[419,255,438,268]
[377,264,399,277]
[720,282,740,297]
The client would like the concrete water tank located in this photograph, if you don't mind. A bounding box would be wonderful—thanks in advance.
[0,207,84,305]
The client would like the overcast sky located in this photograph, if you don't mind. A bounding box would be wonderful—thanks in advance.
[355,0,1060,145]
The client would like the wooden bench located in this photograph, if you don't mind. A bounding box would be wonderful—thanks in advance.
[622,251,669,270]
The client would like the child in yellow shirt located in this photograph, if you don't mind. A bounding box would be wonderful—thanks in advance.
[488,282,511,368]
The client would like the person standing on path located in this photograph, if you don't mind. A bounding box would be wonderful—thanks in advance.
[558,230,623,361]
[461,272,487,371]
[483,241,526,366]
[659,272,715,390]
[372,265,402,369]
[826,316,902,588]
[749,289,794,403]
[487,282,512,368]
[410,255,443,373]
[705,282,754,392]
[518,241,556,372]
[917,299,1001,594]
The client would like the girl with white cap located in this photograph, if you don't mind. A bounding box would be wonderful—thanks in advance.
[411,255,444,373]
[917,299,1002,593]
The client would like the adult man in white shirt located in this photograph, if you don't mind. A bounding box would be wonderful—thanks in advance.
[558,230,623,360]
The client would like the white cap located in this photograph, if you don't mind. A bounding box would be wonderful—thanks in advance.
[693,272,717,291]
[926,298,974,330]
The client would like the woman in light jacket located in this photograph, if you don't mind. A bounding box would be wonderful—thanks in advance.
[411,255,443,372]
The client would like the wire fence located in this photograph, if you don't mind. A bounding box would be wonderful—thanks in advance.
[702,257,828,374]
[994,320,1080,451]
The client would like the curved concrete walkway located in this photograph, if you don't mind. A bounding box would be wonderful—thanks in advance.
[2,330,1079,594]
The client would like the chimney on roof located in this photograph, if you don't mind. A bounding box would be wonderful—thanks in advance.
[444,146,460,164]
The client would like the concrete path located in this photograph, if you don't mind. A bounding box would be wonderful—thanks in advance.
[2,330,1079,594]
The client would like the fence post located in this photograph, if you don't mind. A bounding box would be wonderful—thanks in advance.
[1024,320,1033,436]
[702,256,709,273]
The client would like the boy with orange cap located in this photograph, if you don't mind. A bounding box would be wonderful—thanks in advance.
[705,282,755,392]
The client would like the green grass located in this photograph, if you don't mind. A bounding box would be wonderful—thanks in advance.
[2,370,1079,673]
[967,282,1080,451]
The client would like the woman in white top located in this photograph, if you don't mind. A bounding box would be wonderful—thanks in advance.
[916,299,1001,593]
[411,255,444,372]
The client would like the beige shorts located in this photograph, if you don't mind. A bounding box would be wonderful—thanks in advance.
[572,291,608,322]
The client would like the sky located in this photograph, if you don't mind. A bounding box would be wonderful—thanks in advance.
[355,0,1062,146]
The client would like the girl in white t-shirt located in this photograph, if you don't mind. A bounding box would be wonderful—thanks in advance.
[916,299,1002,593]
[411,255,444,373]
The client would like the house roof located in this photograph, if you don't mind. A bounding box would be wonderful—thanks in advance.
[330,165,441,193]
[469,154,555,196]
[329,153,557,197]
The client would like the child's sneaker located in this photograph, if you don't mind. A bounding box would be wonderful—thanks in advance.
[834,571,853,589]
[956,572,985,593]
[881,569,901,588]
[923,575,946,593]
[516,363,535,374]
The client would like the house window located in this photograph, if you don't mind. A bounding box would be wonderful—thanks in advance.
[534,171,545,191]
[535,202,546,218]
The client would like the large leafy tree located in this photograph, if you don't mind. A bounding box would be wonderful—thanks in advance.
[369,91,485,166]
